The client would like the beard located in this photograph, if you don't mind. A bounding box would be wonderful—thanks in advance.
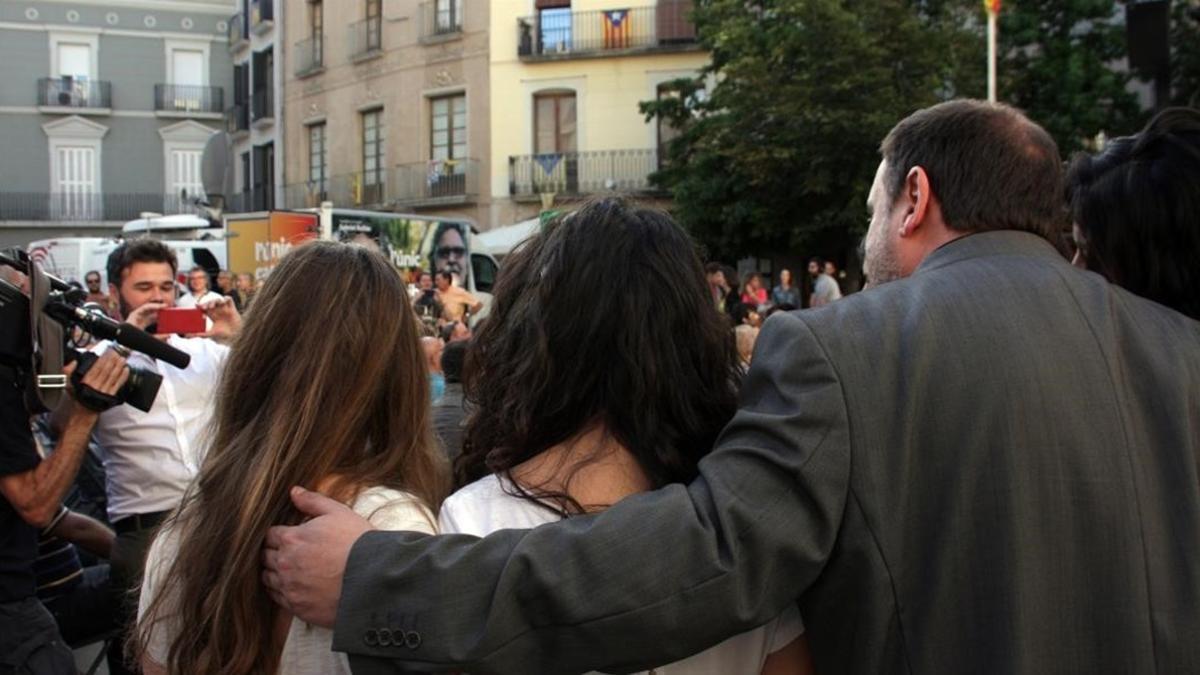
[862,225,903,289]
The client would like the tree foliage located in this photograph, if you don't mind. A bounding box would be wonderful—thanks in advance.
[1171,1,1200,107]
[643,0,1153,259]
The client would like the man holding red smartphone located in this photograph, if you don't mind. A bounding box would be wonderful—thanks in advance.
[88,239,241,672]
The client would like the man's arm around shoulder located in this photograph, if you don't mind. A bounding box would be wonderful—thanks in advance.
[331,311,853,674]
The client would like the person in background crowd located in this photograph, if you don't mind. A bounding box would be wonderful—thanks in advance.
[413,272,443,328]
[700,263,729,314]
[92,240,241,671]
[438,198,810,675]
[263,99,1200,675]
[441,320,471,344]
[421,336,445,403]
[136,242,447,675]
[808,257,842,307]
[771,269,801,308]
[1067,106,1200,321]
[741,273,768,308]
[432,340,469,463]
[1,260,129,673]
[435,270,482,325]
[734,324,759,369]
[83,270,117,318]
[176,266,223,309]
[823,261,843,293]
[216,270,241,311]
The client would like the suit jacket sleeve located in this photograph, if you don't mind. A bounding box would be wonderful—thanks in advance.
[332,311,852,674]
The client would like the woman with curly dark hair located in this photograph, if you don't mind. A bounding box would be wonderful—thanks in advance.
[440,198,811,674]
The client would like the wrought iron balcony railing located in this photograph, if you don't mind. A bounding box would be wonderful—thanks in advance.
[251,89,273,122]
[348,18,383,60]
[154,84,224,114]
[517,2,697,60]
[0,192,204,222]
[509,149,660,197]
[225,103,250,133]
[295,36,324,76]
[393,158,478,205]
[329,170,389,207]
[37,77,112,109]
[420,0,462,39]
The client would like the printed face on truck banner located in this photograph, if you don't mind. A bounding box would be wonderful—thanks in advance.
[332,214,471,287]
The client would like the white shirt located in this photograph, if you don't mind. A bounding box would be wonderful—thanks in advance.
[174,290,223,308]
[139,487,436,674]
[91,335,229,521]
[810,274,843,306]
[440,475,805,675]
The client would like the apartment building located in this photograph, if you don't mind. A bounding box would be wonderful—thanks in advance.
[0,0,235,248]
[488,0,704,227]
[226,0,283,211]
[281,0,492,226]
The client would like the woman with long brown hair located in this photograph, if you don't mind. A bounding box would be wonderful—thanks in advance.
[135,241,448,674]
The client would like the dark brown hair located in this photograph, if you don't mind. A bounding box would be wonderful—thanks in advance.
[455,198,741,514]
[137,241,448,674]
[1067,107,1200,320]
[106,238,177,285]
[881,99,1066,241]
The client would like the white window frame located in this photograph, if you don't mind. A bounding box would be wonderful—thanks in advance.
[49,30,100,81]
[164,39,211,86]
[159,120,218,205]
[43,115,108,220]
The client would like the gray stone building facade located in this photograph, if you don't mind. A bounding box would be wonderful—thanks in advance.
[0,0,236,248]
[225,0,282,213]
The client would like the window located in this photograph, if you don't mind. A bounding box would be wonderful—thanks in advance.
[310,0,323,63]
[168,149,203,208]
[253,142,274,210]
[308,123,328,195]
[539,7,572,53]
[365,0,382,51]
[431,95,466,161]
[167,42,209,111]
[361,109,384,203]
[57,43,91,78]
[435,0,462,33]
[656,83,684,168]
[44,116,107,220]
[534,91,576,154]
[240,151,251,209]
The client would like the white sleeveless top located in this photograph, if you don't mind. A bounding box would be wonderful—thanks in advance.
[138,487,437,674]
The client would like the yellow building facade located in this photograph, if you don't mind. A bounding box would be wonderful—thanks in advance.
[486,0,707,227]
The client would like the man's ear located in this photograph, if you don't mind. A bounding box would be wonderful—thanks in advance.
[899,166,932,238]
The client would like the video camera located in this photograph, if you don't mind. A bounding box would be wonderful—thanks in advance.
[0,247,191,415]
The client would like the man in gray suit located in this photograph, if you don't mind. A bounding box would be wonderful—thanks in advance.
[263,100,1200,674]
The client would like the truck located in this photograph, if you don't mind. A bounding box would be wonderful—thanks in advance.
[223,204,499,320]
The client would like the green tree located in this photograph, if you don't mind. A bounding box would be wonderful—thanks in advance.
[997,0,1145,153]
[641,0,962,260]
[1171,1,1200,107]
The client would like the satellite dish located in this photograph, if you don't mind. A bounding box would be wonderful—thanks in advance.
[201,132,233,199]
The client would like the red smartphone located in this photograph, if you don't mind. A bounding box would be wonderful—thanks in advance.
[156,307,205,334]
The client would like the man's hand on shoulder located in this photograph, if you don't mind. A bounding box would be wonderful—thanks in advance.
[262,486,374,628]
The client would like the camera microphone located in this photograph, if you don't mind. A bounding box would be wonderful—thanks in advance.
[51,305,191,369]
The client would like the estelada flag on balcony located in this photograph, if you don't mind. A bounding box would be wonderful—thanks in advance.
[603,9,632,49]
[535,153,563,175]
[983,0,1001,14]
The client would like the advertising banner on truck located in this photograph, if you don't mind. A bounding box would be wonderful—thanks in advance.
[227,212,319,281]
[331,212,473,286]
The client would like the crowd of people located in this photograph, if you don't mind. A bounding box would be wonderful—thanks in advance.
[0,97,1197,675]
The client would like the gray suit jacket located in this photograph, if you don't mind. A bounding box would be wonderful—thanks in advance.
[333,231,1200,674]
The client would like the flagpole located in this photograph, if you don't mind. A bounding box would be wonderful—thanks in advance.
[987,6,998,103]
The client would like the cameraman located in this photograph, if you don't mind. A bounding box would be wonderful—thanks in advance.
[91,239,240,662]
[1,286,129,674]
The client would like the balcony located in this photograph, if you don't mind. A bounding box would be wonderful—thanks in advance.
[294,36,324,77]
[154,85,224,116]
[228,12,248,50]
[251,89,273,125]
[37,77,112,113]
[225,103,250,135]
[0,193,204,222]
[250,0,273,34]
[508,149,661,198]
[393,159,478,206]
[517,2,698,61]
[329,170,389,208]
[348,18,383,62]
[419,0,462,42]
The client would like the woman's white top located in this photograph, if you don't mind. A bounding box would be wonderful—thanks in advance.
[138,487,437,674]
[440,474,804,675]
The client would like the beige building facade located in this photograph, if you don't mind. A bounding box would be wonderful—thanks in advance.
[281,0,492,226]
